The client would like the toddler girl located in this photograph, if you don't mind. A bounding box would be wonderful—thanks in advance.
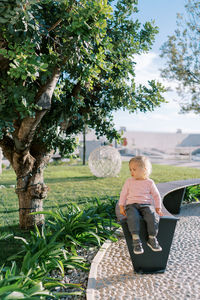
[119,156,163,255]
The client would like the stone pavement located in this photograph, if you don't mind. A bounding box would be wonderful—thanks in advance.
[87,202,200,300]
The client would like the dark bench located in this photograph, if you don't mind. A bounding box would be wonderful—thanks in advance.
[115,178,200,274]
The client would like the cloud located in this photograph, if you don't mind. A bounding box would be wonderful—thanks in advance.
[133,52,178,91]
[113,52,200,134]
[135,52,158,71]
[151,113,171,121]
[134,52,161,83]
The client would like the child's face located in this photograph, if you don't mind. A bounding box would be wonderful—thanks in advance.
[129,162,145,180]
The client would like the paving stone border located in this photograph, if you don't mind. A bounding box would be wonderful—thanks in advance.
[86,240,112,300]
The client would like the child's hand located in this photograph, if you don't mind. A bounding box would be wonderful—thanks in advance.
[119,205,126,217]
[156,208,164,216]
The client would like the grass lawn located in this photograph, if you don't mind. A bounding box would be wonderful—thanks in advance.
[0,161,200,264]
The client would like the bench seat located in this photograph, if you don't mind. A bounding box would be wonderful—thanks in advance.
[115,178,200,273]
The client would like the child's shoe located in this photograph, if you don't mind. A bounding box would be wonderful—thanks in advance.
[133,239,144,255]
[147,236,162,252]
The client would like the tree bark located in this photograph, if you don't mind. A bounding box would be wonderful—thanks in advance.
[14,157,45,229]
[0,142,51,229]
[17,181,46,229]
[0,135,54,229]
[12,150,53,229]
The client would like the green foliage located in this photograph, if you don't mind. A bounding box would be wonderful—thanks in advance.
[0,232,13,241]
[31,200,119,252]
[8,225,87,275]
[184,185,200,203]
[86,197,117,220]
[160,0,200,113]
[0,0,166,156]
[0,261,83,299]
[0,41,48,81]
[0,261,52,299]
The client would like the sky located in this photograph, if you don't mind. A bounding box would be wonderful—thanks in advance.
[112,0,200,134]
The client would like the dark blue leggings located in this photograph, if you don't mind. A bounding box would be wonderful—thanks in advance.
[125,203,159,236]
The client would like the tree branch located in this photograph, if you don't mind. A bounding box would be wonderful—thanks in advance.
[47,4,74,33]
[71,80,81,97]
[15,67,61,152]
[48,19,62,32]
[36,66,61,109]
[186,69,200,84]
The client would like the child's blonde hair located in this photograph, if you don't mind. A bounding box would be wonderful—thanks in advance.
[129,156,152,179]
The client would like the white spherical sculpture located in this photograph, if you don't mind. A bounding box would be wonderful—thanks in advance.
[88,146,122,177]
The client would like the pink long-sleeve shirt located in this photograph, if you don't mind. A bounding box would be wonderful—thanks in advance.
[119,177,162,209]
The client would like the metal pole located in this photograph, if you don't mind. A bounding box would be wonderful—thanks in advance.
[0,148,2,174]
[83,125,86,165]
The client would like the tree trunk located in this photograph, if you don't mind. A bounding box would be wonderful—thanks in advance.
[12,150,52,229]
[16,174,47,229]
[0,137,52,229]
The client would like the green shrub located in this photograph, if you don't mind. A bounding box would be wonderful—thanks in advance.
[184,185,200,203]
[31,200,119,254]
[0,261,83,299]
[8,225,87,276]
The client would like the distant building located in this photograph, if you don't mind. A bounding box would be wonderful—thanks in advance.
[121,130,188,153]
[77,130,200,160]
[177,134,200,147]
[175,134,200,158]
